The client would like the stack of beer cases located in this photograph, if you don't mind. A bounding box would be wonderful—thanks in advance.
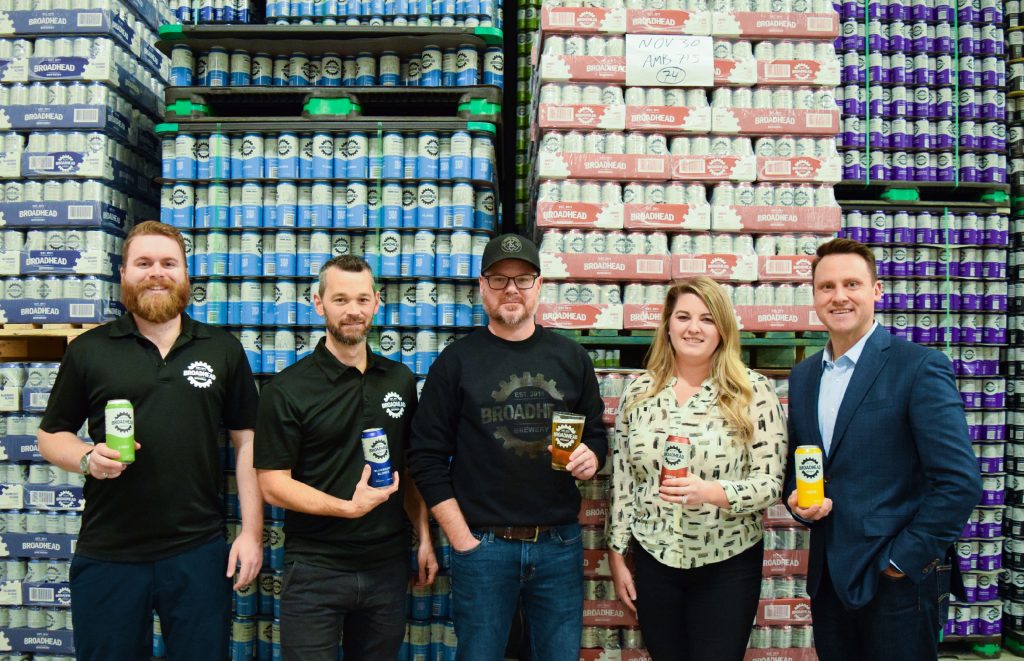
[529,0,842,338]
[515,0,541,229]
[155,10,506,660]
[835,0,1008,184]
[0,0,171,327]
[1001,29,1024,649]
[0,362,85,658]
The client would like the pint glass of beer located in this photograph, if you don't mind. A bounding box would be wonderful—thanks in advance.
[550,411,586,470]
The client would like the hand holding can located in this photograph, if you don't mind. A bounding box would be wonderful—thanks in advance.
[795,445,824,508]
[661,435,690,484]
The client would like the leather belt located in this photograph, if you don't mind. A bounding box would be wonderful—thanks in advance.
[483,526,553,542]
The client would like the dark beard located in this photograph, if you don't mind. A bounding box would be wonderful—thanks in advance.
[327,316,370,346]
[121,276,190,324]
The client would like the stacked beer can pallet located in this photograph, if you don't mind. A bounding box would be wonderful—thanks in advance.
[528,0,842,340]
[1001,25,1024,650]
[154,15,505,660]
[833,189,1009,653]
[0,0,171,327]
[0,361,85,658]
[835,0,1007,185]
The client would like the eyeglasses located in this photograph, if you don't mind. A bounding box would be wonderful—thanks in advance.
[483,274,539,290]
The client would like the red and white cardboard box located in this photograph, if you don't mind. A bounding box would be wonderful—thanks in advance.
[625,104,712,133]
[536,303,624,329]
[712,108,840,135]
[764,503,804,528]
[541,6,627,32]
[744,649,818,661]
[756,155,842,183]
[623,303,663,330]
[714,57,758,85]
[671,253,758,281]
[670,154,757,181]
[540,252,671,281]
[584,549,612,577]
[757,598,813,626]
[623,203,711,230]
[584,600,640,627]
[711,204,842,233]
[579,498,610,526]
[538,152,670,180]
[540,54,626,83]
[627,8,711,33]
[601,396,620,426]
[758,255,815,282]
[757,59,841,86]
[580,650,622,661]
[538,103,627,130]
[762,549,811,577]
[536,201,625,229]
[735,305,825,331]
[711,11,840,38]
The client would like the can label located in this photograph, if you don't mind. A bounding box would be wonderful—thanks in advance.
[361,428,393,487]
[661,435,690,484]
[795,445,823,507]
[104,399,135,462]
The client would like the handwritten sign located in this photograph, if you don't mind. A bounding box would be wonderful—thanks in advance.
[625,34,713,87]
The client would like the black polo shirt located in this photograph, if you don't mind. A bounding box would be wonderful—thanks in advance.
[254,338,417,571]
[39,313,259,562]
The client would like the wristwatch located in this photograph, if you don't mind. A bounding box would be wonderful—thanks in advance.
[80,450,93,477]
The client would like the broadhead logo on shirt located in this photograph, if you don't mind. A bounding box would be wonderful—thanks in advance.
[183,361,216,389]
[382,391,406,418]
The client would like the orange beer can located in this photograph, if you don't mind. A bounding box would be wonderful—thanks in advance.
[795,445,825,508]
[661,435,690,484]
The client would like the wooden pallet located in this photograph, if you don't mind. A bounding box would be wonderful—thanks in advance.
[0,324,101,360]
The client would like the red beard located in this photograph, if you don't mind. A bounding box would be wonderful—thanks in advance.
[121,276,190,324]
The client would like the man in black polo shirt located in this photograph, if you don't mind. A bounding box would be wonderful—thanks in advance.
[255,255,436,661]
[38,221,263,661]
[408,234,607,660]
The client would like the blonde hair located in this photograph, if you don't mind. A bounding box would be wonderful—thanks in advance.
[629,277,755,443]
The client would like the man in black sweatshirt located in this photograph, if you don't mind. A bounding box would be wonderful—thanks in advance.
[409,234,607,661]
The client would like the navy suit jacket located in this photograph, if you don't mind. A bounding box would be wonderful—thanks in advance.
[785,325,982,610]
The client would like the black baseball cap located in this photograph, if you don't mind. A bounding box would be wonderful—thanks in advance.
[481,234,541,274]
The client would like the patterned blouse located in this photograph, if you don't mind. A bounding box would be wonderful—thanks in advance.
[607,369,787,569]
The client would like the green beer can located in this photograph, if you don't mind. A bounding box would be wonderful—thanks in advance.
[105,399,135,463]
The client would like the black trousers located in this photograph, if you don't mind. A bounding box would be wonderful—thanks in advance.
[632,539,764,661]
[279,559,409,661]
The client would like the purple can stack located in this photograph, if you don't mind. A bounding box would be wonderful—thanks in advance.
[833,0,1007,183]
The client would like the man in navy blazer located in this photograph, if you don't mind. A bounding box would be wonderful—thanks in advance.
[785,238,981,661]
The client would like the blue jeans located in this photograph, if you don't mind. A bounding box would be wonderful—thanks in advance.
[70,537,230,661]
[450,522,583,661]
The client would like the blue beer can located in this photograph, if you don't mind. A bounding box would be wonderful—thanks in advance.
[382,183,403,227]
[399,281,417,325]
[361,428,394,487]
[239,232,262,276]
[241,133,264,178]
[240,182,263,228]
[417,181,440,227]
[474,188,496,230]
[298,135,314,179]
[417,132,440,178]
[402,185,418,228]
[252,54,273,86]
[420,45,443,87]
[332,184,348,228]
[482,47,503,86]
[379,229,402,277]
[277,133,299,178]
[455,46,479,86]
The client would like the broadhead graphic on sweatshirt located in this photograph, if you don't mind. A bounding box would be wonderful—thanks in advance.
[484,372,564,458]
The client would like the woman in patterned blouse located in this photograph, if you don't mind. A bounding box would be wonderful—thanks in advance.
[607,276,787,660]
